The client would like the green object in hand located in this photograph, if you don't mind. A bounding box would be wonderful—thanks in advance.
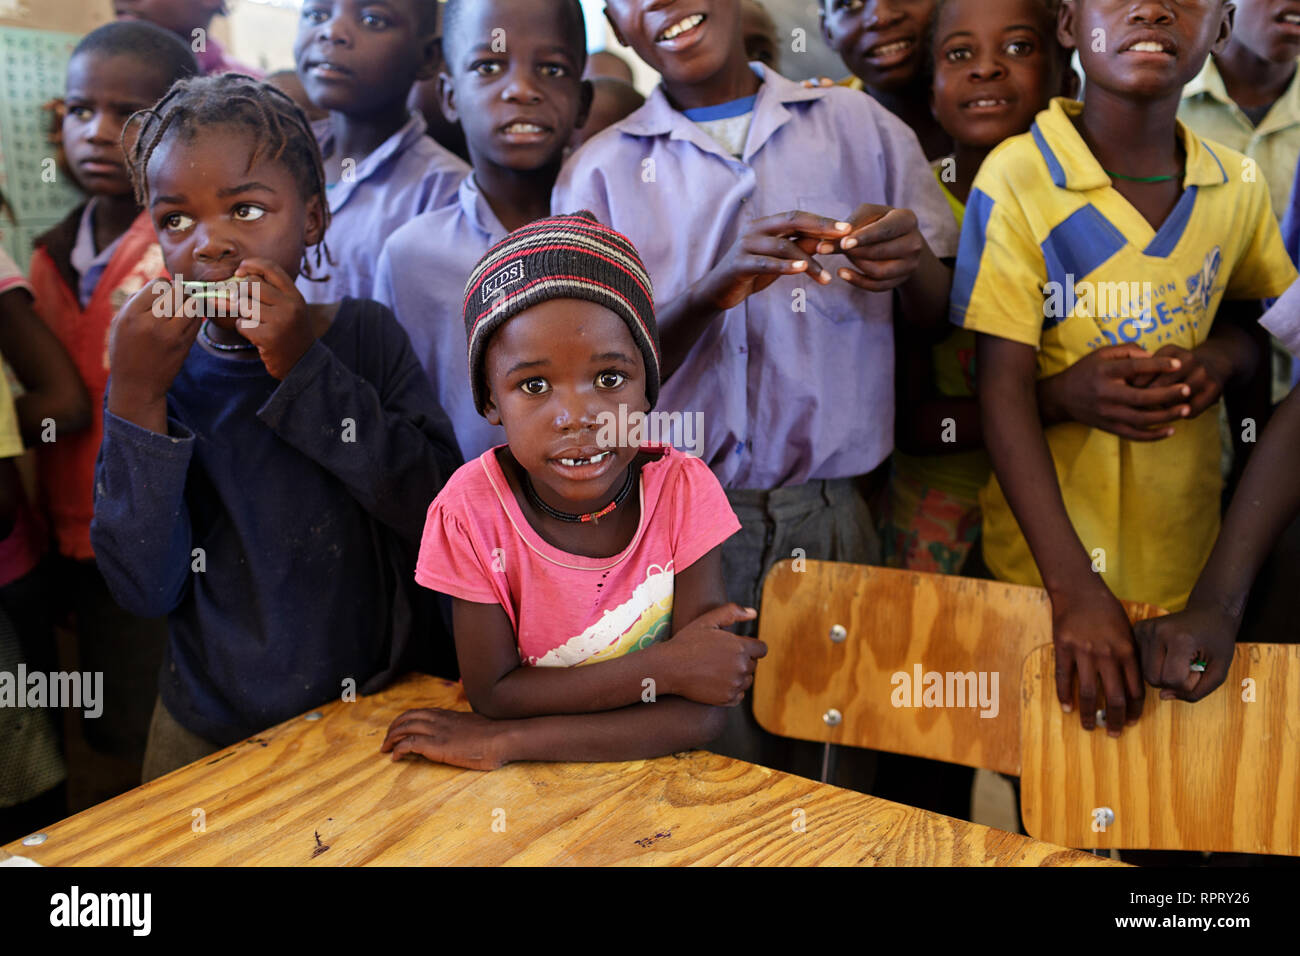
[183,280,237,299]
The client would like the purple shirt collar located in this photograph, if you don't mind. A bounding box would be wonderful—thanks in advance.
[314,111,430,214]
[618,63,828,162]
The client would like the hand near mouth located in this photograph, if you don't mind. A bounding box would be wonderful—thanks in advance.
[229,258,317,380]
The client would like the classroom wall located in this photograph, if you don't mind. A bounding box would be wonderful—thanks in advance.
[0,0,109,33]
[226,0,298,75]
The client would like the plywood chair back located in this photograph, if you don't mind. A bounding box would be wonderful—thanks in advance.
[752,560,1163,775]
[1020,642,1300,854]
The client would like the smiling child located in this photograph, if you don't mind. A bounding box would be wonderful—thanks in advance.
[822,0,952,158]
[955,0,1297,732]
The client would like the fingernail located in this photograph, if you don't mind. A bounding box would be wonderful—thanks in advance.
[792,260,807,270]
[818,242,835,254]
[1108,729,1121,739]
[1061,703,1073,713]
[842,238,858,249]
[1181,386,1190,396]
[835,221,851,231]
[839,268,852,280]
[1171,359,1181,368]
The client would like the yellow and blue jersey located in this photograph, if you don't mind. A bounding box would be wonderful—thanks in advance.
[951,97,1296,611]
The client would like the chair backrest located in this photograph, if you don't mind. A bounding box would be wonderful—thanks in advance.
[1020,643,1300,854]
[752,560,1162,775]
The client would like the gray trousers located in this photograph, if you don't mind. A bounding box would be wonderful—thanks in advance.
[142,696,221,783]
[711,476,882,790]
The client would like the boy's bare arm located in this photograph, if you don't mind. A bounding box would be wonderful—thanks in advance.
[0,288,92,442]
[977,333,1143,735]
[1136,380,1300,701]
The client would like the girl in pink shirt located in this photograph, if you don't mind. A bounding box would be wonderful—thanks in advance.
[382,213,767,769]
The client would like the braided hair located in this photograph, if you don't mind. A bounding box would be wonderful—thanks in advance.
[123,72,333,280]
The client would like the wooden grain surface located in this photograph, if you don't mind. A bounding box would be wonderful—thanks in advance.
[1021,643,1300,854]
[2,674,1119,867]
[752,561,1162,775]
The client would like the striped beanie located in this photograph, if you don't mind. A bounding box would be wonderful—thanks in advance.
[463,211,660,415]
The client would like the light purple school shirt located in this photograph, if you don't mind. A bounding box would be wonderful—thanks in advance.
[299,111,470,304]
[373,173,506,461]
[553,63,959,490]
[1261,277,1300,360]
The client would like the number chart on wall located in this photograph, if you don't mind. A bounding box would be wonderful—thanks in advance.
[0,26,83,271]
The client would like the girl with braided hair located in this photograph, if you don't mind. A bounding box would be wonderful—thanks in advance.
[90,72,462,780]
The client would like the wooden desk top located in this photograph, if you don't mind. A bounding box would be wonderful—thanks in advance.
[2,675,1121,867]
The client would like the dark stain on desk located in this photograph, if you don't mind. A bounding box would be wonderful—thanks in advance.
[246,738,269,748]
[634,830,673,849]
[312,830,330,858]
[206,752,234,766]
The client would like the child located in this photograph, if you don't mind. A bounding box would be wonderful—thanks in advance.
[0,246,82,839]
[1179,0,1300,222]
[292,0,470,304]
[29,20,197,775]
[885,0,1076,575]
[1180,0,1300,406]
[955,0,1297,735]
[381,212,766,768]
[90,73,462,779]
[375,0,592,461]
[114,0,263,77]
[821,0,952,158]
[553,0,956,781]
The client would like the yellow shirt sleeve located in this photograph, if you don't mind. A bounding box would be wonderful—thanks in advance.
[1224,177,1299,301]
[950,167,1049,349]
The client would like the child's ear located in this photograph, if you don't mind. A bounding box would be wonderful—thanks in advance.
[1056,1,1079,51]
[439,69,458,123]
[1211,3,1235,56]
[303,193,326,248]
[484,396,502,427]
[575,79,595,132]
[416,33,441,83]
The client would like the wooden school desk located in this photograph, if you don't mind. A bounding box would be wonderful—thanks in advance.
[1,674,1121,867]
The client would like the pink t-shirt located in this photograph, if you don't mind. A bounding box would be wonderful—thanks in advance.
[416,445,741,667]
